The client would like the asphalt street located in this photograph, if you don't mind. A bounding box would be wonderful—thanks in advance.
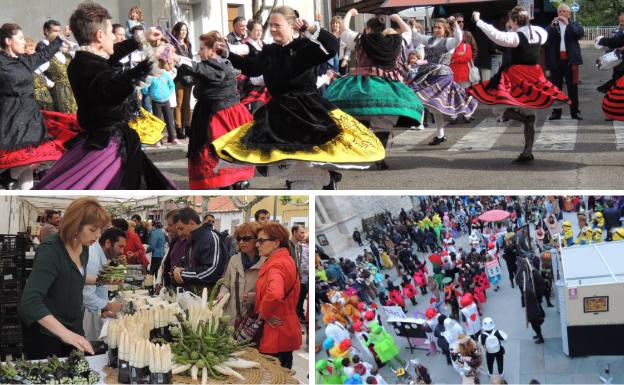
[147,44,624,190]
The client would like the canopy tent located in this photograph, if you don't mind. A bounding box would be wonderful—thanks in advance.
[381,0,494,8]
[561,241,624,285]
[477,209,510,223]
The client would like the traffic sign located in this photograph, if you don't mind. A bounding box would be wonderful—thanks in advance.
[571,2,580,12]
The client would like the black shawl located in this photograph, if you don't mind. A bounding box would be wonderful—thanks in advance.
[357,32,403,70]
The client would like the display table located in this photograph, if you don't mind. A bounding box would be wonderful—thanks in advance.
[99,348,300,384]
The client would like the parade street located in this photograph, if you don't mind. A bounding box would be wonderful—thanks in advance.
[148,44,624,190]
[315,210,624,384]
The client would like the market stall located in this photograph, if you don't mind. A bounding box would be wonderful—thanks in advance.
[555,241,624,357]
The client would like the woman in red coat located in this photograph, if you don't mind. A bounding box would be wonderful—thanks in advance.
[255,223,301,369]
[111,218,148,268]
[450,40,472,85]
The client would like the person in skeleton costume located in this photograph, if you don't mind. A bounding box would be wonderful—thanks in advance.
[479,317,508,377]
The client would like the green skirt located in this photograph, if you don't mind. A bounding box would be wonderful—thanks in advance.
[325,75,424,124]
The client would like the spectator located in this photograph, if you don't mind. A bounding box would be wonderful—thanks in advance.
[218,222,265,323]
[147,221,166,275]
[40,210,61,242]
[160,209,190,288]
[254,209,270,224]
[82,227,125,340]
[172,207,228,290]
[112,23,125,44]
[171,21,193,139]
[203,213,216,226]
[111,218,148,268]
[125,6,145,39]
[254,222,301,368]
[545,3,584,120]
[227,16,247,45]
[132,214,148,243]
[603,200,620,240]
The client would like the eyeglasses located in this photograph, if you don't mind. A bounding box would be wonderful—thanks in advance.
[457,20,464,24]
[237,236,255,242]
[256,238,276,244]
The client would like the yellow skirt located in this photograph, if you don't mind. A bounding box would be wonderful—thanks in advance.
[128,108,165,145]
[212,108,385,165]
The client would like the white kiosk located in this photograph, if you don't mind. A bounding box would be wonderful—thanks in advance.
[555,241,624,357]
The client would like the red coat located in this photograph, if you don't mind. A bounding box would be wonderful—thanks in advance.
[125,230,148,267]
[450,42,472,83]
[255,247,301,354]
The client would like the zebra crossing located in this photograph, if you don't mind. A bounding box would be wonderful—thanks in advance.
[391,114,624,153]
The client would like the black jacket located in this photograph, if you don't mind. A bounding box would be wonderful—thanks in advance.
[545,21,584,69]
[181,223,227,286]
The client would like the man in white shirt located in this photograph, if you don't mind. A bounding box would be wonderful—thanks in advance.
[82,228,126,341]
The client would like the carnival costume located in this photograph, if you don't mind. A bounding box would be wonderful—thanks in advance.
[35,39,176,189]
[596,33,624,120]
[213,28,384,189]
[467,17,570,161]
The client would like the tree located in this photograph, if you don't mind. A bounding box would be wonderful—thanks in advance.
[230,196,268,221]
[576,0,624,26]
[252,0,280,33]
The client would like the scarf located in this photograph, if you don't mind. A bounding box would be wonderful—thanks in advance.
[357,32,403,70]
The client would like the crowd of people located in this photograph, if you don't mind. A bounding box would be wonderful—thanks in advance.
[3,1,624,189]
[315,196,624,384]
[18,197,309,369]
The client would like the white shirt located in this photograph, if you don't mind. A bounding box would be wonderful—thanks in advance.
[476,20,548,47]
[412,23,463,53]
[559,21,567,52]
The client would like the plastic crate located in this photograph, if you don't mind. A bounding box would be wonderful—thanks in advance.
[0,342,23,361]
[0,302,20,325]
[0,324,22,344]
[0,278,21,303]
[0,235,27,253]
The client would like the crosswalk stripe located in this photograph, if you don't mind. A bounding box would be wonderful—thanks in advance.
[613,120,624,150]
[449,117,510,152]
[392,127,434,148]
[534,118,578,151]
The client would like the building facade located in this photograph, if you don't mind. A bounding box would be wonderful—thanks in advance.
[2,0,316,52]
[316,196,415,256]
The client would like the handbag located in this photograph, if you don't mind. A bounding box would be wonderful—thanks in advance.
[469,60,481,83]
[234,271,299,346]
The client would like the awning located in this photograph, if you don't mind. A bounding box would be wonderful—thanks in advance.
[381,0,494,8]
[334,0,386,14]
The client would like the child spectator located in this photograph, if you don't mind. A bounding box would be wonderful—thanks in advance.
[142,60,177,145]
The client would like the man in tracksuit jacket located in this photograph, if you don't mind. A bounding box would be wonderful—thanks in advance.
[171,207,227,291]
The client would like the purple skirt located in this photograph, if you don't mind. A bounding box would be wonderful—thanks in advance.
[410,73,478,117]
[34,138,123,190]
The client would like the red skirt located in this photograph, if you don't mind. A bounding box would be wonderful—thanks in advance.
[240,87,271,107]
[0,111,80,169]
[188,103,255,189]
[603,75,624,120]
[467,64,570,109]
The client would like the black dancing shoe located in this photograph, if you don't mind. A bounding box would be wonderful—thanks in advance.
[513,153,535,163]
[548,112,561,120]
[428,136,447,146]
[322,171,342,190]
[376,161,389,170]
[571,112,583,120]
[232,181,250,190]
[1,171,17,190]
[534,338,544,344]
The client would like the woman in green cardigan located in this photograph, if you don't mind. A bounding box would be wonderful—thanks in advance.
[19,197,110,359]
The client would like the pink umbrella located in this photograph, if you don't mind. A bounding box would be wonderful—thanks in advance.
[478,209,511,223]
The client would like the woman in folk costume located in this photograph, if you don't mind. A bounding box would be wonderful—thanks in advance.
[324,9,424,168]
[173,31,254,189]
[408,16,478,146]
[594,33,624,120]
[0,24,78,190]
[467,7,570,162]
[35,2,175,189]
[212,6,384,189]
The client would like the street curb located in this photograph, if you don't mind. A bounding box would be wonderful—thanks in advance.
[143,145,188,155]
